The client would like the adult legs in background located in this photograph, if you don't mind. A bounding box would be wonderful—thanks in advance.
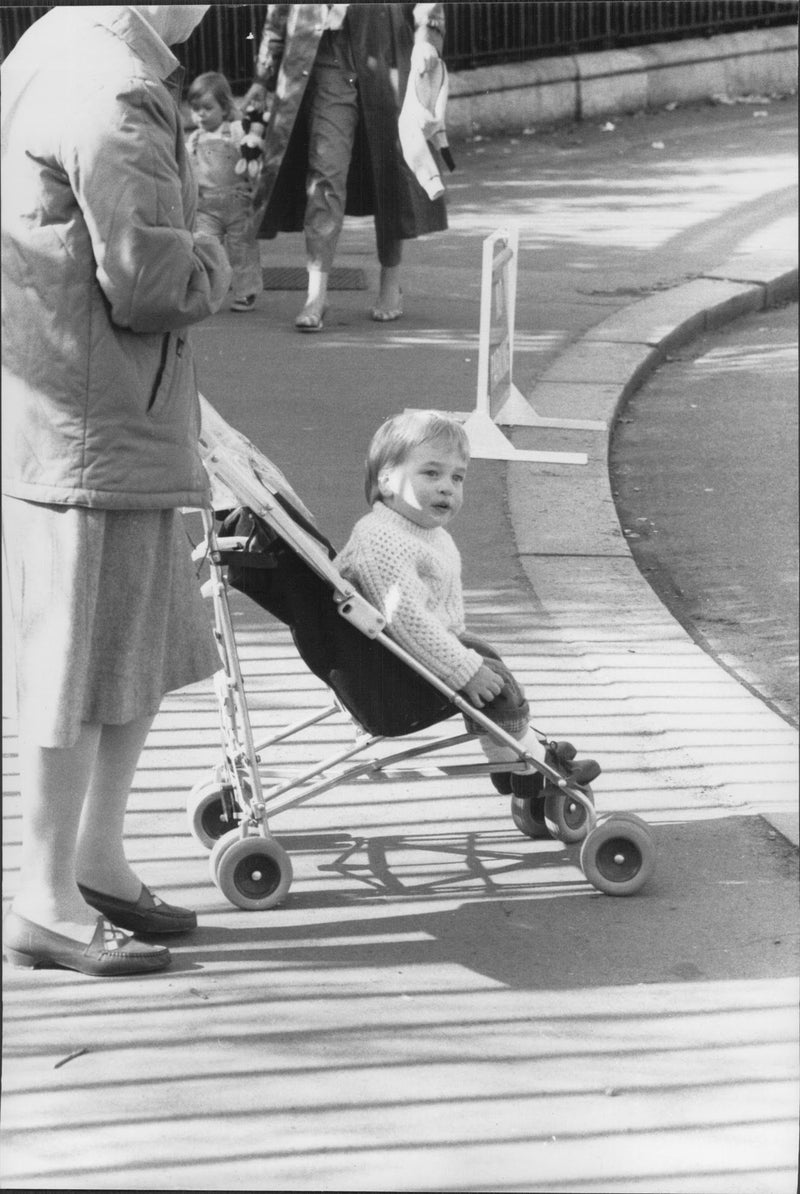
[369,74,403,321]
[371,237,403,322]
[297,62,360,330]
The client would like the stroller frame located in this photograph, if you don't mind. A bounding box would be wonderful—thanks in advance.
[189,399,656,909]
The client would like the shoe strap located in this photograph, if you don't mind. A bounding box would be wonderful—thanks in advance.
[100,918,133,949]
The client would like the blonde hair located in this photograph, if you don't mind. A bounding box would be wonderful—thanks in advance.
[364,410,470,505]
[187,71,236,119]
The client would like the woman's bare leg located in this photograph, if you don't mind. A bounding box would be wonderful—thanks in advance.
[298,62,358,329]
[75,713,156,901]
[296,265,329,328]
[376,263,402,311]
[371,243,403,320]
[13,724,103,941]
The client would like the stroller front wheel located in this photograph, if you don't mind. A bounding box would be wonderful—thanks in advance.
[580,816,655,896]
[211,831,294,911]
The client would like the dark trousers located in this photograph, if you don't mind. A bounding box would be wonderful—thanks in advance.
[305,41,402,271]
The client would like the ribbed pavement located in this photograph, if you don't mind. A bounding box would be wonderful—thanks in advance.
[2,99,797,1193]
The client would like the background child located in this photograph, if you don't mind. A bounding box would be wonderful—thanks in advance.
[186,71,263,312]
[335,410,553,771]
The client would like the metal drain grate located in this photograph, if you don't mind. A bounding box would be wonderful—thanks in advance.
[261,265,367,291]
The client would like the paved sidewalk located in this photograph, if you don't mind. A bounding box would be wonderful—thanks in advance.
[2,100,798,1192]
[507,211,799,851]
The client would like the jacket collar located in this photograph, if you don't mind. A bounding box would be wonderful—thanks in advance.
[94,6,183,91]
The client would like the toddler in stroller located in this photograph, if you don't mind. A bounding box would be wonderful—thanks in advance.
[190,396,656,909]
[335,409,601,794]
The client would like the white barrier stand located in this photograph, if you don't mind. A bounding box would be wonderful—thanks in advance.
[463,227,604,464]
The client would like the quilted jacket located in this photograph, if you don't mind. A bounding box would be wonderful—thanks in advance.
[1,6,232,509]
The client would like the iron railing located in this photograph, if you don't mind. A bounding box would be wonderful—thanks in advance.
[2,3,797,83]
[445,1,799,67]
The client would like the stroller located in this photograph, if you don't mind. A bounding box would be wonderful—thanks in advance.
[189,398,656,911]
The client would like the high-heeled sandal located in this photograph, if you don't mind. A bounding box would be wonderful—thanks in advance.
[369,290,403,322]
[295,302,327,332]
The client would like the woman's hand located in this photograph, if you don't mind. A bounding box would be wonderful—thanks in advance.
[241,81,269,112]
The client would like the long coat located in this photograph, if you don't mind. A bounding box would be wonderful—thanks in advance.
[253,3,447,243]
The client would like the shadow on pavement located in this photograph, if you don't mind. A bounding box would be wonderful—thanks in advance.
[178,814,800,991]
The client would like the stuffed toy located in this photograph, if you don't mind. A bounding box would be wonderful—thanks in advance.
[235,103,269,179]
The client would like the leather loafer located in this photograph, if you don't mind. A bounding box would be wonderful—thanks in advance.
[3,911,170,977]
[77,883,197,935]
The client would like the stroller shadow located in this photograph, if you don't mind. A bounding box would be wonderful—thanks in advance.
[190,815,799,992]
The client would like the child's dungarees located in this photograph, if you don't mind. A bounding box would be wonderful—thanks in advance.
[187,123,263,302]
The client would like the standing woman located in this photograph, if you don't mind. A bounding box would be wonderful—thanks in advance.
[244,3,447,332]
[1,5,231,977]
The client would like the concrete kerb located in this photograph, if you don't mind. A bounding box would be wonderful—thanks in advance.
[506,253,799,846]
[446,25,798,140]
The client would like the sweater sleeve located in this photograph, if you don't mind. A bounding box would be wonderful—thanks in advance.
[336,515,483,691]
[255,4,289,89]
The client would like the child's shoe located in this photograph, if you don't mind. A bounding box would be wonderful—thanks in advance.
[230,294,256,312]
[545,740,601,789]
[489,771,513,795]
[483,729,599,787]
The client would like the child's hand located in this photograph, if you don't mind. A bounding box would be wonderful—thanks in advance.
[462,662,504,708]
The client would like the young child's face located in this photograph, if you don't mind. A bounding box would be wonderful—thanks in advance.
[379,440,467,530]
[191,93,226,132]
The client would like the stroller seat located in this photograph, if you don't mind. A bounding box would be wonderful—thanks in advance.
[216,504,456,738]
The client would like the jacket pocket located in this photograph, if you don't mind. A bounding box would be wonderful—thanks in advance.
[147,331,186,417]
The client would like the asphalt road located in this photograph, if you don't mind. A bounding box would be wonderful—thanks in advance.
[610,302,799,727]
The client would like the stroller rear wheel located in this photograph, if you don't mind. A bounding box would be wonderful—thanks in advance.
[543,785,594,844]
[210,830,293,911]
[509,772,548,838]
[187,779,241,850]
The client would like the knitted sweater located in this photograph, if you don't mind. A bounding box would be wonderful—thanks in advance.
[334,502,483,690]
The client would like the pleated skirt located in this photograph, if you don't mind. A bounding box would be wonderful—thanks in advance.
[2,498,219,747]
